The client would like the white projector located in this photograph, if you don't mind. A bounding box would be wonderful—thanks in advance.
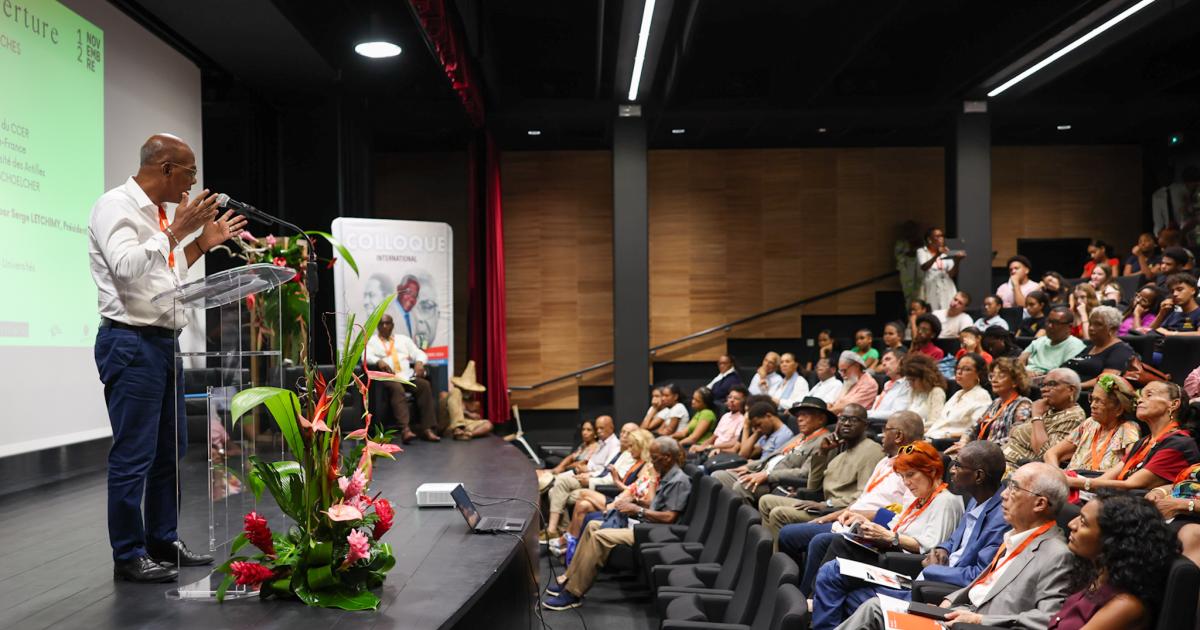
[416,482,462,508]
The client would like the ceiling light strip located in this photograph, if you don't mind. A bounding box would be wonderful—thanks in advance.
[627,0,658,101]
[987,0,1157,98]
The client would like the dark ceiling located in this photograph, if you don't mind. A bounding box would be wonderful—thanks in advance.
[120,0,1200,152]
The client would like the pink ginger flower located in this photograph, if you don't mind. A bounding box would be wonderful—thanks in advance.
[340,530,371,569]
[239,230,257,242]
[338,469,368,499]
[265,234,277,247]
[230,561,274,586]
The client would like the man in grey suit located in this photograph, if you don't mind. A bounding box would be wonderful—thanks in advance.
[835,462,1073,630]
[712,397,836,503]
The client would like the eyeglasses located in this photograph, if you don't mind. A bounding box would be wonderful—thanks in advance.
[955,365,976,373]
[1042,380,1062,388]
[1006,481,1043,498]
[836,415,866,424]
[1045,319,1072,326]
[950,458,979,471]
[163,161,197,177]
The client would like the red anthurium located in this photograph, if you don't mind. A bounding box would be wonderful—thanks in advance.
[230,561,274,586]
[243,511,275,556]
[373,499,394,539]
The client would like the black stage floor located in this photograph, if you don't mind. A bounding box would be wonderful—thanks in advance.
[0,437,542,630]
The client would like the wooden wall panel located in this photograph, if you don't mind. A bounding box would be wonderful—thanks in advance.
[991,146,1142,265]
[503,152,614,410]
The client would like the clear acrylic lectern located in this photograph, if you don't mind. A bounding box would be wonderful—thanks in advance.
[152,262,297,600]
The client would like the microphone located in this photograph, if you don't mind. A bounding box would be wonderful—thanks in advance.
[215,193,271,225]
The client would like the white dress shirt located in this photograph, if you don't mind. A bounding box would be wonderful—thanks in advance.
[770,372,810,410]
[748,371,783,396]
[967,526,1039,607]
[808,376,843,405]
[586,433,621,475]
[927,385,992,440]
[364,333,428,381]
[868,378,913,421]
[88,176,192,328]
[845,456,914,514]
[705,367,737,389]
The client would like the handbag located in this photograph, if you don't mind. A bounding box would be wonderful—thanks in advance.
[702,452,746,472]
[1125,353,1171,386]
[599,508,629,530]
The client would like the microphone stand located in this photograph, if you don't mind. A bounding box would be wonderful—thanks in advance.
[239,207,318,368]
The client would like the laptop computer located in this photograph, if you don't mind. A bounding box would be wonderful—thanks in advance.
[450,484,525,534]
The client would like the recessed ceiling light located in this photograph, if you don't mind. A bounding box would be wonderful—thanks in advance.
[355,41,402,58]
[1056,124,1072,131]
[527,129,542,136]
[817,127,828,133]
[671,128,686,135]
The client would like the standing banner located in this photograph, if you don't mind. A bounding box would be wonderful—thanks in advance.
[331,218,454,391]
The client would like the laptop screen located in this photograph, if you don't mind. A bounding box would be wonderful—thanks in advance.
[450,484,480,528]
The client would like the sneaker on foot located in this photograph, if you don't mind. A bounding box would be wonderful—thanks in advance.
[542,590,582,610]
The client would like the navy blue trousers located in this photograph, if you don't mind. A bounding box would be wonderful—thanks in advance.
[94,326,186,561]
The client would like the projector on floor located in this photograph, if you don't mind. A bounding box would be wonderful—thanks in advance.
[416,482,463,507]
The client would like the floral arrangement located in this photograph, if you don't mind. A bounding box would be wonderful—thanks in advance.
[214,299,404,610]
[213,230,357,363]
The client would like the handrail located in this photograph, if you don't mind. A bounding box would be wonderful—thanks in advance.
[507,270,898,392]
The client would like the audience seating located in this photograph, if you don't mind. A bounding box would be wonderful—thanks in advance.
[661,574,807,630]
[1157,556,1200,630]
[636,475,720,546]
[655,529,781,625]
[1157,336,1200,386]
[657,505,761,591]
[641,487,740,588]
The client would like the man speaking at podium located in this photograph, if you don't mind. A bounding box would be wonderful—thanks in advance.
[88,134,247,583]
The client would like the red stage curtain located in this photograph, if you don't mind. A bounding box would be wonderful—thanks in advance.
[467,133,509,423]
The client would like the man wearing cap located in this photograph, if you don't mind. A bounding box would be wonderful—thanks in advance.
[713,397,836,503]
[830,350,879,415]
[439,360,494,440]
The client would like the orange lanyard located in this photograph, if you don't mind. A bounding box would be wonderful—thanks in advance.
[894,483,947,533]
[1119,422,1180,480]
[157,205,174,269]
[382,337,401,372]
[971,521,1055,587]
[863,460,893,494]
[976,393,1017,440]
[1088,424,1120,471]
[779,428,828,456]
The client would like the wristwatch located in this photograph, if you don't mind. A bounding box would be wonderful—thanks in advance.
[892,532,901,549]
[1083,478,1092,492]
[637,507,646,520]
[1189,500,1195,514]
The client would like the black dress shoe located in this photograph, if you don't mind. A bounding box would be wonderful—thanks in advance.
[148,539,214,567]
[114,556,178,583]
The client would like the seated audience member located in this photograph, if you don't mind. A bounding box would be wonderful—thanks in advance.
[831,351,879,415]
[1087,263,1123,304]
[956,326,993,364]
[440,360,495,440]
[982,325,1022,360]
[550,428,656,558]
[1041,271,1072,307]
[1123,232,1158,276]
[1020,307,1086,376]
[1049,493,1178,630]
[910,313,945,361]
[1154,246,1191,287]
[542,437,691,611]
[1018,290,1050,337]
[639,386,663,430]
[1067,381,1200,493]
[867,349,913,423]
[748,351,783,397]
[974,295,1009,331]
[852,328,880,370]
[1068,306,1135,389]
[715,397,835,504]
[811,442,1006,629]
[835,462,1075,630]
[364,314,440,443]
[934,291,975,339]
[769,352,810,411]
[927,353,992,444]
[537,419,600,494]
[1149,272,1200,335]
[906,299,932,341]
[1150,461,1200,568]
[807,329,842,372]
[778,411,924,593]
[900,353,947,428]
[704,354,742,404]
[757,404,883,536]
[809,358,843,404]
[1118,284,1164,336]
[545,416,620,538]
[1069,283,1100,338]
[649,383,689,436]
[671,387,717,448]
[997,255,1040,309]
[949,357,1032,453]
[1004,368,1086,469]
[737,401,795,460]
[1081,239,1121,280]
[688,385,747,456]
[1044,375,1140,474]
[880,320,907,355]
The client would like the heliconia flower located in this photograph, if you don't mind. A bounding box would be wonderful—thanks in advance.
[326,257,337,269]
[243,511,275,556]
[358,439,402,475]
[340,530,371,569]
[324,503,364,522]
[374,499,395,539]
[338,469,368,499]
[230,561,274,586]
[265,234,277,247]
[311,417,331,433]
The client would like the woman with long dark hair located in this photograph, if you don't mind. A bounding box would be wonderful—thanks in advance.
[1050,492,1177,629]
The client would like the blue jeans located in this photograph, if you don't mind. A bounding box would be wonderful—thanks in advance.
[95,327,186,561]
[811,558,912,630]
[778,521,834,594]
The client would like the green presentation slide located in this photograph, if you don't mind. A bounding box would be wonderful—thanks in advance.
[0,0,103,347]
